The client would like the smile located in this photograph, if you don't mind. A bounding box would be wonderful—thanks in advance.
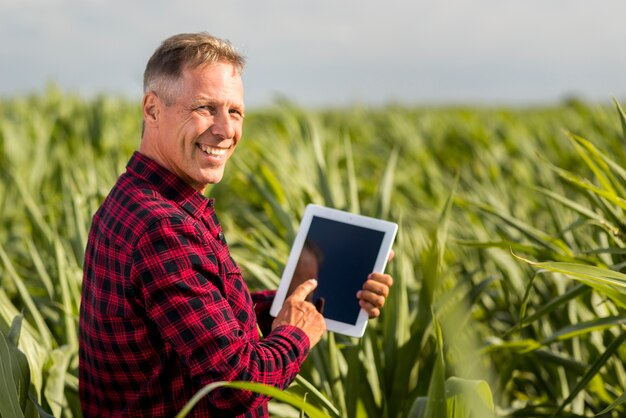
[198,144,228,157]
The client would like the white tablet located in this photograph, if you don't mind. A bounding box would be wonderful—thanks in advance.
[270,204,398,338]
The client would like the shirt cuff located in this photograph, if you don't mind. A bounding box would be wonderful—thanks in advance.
[271,324,311,359]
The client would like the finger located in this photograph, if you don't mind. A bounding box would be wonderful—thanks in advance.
[366,273,393,288]
[287,278,318,302]
[358,289,386,310]
[387,249,395,263]
[359,299,381,318]
[362,280,390,298]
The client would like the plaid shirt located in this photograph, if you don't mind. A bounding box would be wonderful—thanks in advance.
[79,152,310,417]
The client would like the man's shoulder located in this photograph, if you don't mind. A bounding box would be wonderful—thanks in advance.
[94,172,190,239]
[117,172,182,211]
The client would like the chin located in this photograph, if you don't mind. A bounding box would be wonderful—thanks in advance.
[202,170,226,185]
[206,178,223,185]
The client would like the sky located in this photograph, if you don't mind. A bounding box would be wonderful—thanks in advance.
[1,0,625,109]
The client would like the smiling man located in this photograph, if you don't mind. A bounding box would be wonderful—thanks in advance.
[78,32,393,417]
[141,54,244,189]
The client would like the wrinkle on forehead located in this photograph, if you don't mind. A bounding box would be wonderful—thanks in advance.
[179,63,244,108]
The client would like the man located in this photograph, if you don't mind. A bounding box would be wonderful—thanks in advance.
[79,32,393,417]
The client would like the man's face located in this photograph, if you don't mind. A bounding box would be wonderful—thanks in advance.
[147,62,244,192]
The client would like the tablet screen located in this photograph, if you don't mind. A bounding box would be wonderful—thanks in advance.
[285,216,385,325]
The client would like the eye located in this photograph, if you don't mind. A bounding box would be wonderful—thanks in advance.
[229,108,244,119]
[196,104,216,114]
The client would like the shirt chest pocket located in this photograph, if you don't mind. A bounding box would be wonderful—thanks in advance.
[201,228,241,277]
[203,230,254,327]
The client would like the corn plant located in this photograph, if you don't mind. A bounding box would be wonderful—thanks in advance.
[2,87,626,417]
[460,101,626,417]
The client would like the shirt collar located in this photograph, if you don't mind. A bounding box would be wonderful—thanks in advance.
[126,151,214,218]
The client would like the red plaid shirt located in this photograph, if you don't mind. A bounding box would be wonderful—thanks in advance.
[79,152,310,417]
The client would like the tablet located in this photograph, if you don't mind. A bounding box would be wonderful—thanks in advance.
[270,204,398,338]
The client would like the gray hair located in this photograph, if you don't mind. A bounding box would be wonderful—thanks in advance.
[143,32,246,105]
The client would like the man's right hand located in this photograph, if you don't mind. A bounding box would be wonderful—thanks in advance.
[271,279,326,348]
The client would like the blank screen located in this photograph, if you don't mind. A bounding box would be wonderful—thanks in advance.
[289,216,385,325]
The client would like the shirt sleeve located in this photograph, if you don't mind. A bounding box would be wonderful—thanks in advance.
[132,216,310,413]
[251,290,276,337]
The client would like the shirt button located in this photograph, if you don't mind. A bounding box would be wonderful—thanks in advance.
[217,231,224,241]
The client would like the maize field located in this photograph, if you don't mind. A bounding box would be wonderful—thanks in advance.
[1,87,626,417]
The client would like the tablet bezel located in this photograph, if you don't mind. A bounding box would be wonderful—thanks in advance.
[269,204,398,338]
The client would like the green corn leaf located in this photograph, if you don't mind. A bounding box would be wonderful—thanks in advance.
[565,132,618,195]
[456,239,591,264]
[541,316,626,345]
[533,349,587,375]
[0,318,28,418]
[343,135,360,214]
[408,397,427,418]
[293,374,341,417]
[416,175,458,339]
[408,377,495,418]
[245,164,294,239]
[517,270,539,334]
[614,98,626,142]
[7,312,24,347]
[514,255,626,310]
[463,199,572,255]
[325,333,346,414]
[8,170,55,242]
[481,338,542,355]
[596,390,626,415]
[513,284,590,332]
[55,239,78,351]
[28,393,56,418]
[423,313,447,418]
[44,346,73,418]
[532,185,608,224]
[552,331,626,417]
[566,131,626,198]
[0,343,26,418]
[8,315,30,412]
[546,161,626,211]
[445,377,495,418]
[309,120,335,208]
[259,164,288,207]
[377,147,399,219]
[0,244,54,349]
[359,332,383,412]
[24,238,55,299]
[0,290,46,399]
[175,381,331,418]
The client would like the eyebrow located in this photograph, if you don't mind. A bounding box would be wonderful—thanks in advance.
[190,96,244,109]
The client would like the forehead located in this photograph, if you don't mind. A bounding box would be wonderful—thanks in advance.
[179,62,244,103]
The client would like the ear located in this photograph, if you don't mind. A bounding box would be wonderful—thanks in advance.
[143,92,160,128]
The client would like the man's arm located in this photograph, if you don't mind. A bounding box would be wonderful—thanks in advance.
[134,217,310,414]
[251,290,276,337]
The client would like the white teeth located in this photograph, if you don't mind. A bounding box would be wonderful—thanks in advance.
[199,144,227,156]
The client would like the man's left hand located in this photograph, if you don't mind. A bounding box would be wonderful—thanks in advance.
[357,250,395,319]
[357,273,393,318]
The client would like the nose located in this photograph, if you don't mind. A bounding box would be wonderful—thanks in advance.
[209,112,235,140]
